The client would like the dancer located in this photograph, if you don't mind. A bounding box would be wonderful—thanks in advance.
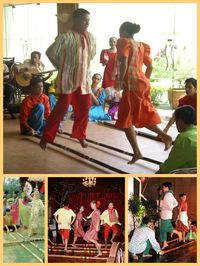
[176,193,189,242]
[84,200,102,257]
[163,78,197,133]
[72,205,86,248]
[10,191,19,229]
[100,202,120,247]
[160,182,182,249]
[19,192,31,229]
[53,200,76,253]
[100,37,117,89]
[89,73,112,121]
[40,8,96,150]
[115,21,172,164]
[29,190,44,236]
[129,216,163,262]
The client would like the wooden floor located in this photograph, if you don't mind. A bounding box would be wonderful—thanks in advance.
[129,240,196,263]
[4,114,178,174]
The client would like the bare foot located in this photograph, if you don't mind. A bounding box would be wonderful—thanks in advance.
[161,243,169,250]
[57,128,63,134]
[128,153,142,164]
[65,249,70,253]
[79,139,88,148]
[95,248,102,257]
[110,239,114,244]
[162,135,172,151]
[170,232,174,238]
[178,232,183,242]
[40,139,47,150]
[71,244,77,249]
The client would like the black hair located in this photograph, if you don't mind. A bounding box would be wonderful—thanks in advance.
[92,73,102,79]
[185,78,197,88]
[179,193,186,198]
[30,76,44,88]
[162,182,172,190]
[76,205,83,213]
[73,8,90,21]
[6,208,11,212]
[120,21,141,36]
[109,37,117,42]
[13,191,19,195]
[31,51,41,59]
[61,199,70,207]
[174,105,196,125]
[142,216,152,225]
[4,190,8,194]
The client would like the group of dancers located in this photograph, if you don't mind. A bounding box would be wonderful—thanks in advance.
[4,7,197,172]
[3,184,44,236]
[129,182,197,261]
[53,200,121,257]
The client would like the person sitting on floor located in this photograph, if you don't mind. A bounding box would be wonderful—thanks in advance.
[89,73,112,121]
[129,216,163,262]
[157,105,196,173]
[163,78,197,133]
[185,219,197,241]
[20,76,60,136]
[105,86,122,120]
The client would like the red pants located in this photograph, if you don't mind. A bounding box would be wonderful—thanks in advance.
[42,88,91,143]
[60,229,70,240]
[104,223,119,239]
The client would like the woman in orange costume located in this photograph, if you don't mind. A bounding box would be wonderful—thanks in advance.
[115,22,172,163]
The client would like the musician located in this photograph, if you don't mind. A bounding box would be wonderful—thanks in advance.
[20,76,51,136]
[13,51,53,94]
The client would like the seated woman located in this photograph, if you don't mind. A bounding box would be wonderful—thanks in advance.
[89,73,112,122]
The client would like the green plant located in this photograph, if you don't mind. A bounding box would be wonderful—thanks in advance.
[150,86,168,106]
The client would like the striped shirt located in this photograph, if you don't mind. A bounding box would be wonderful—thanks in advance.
[46,30,96,95]
[129,226,161,255]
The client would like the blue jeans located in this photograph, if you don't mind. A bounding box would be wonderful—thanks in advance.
[28,104,46,135]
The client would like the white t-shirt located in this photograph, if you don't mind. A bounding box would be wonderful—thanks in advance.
[160,192,178,220]
[54,208,76,230]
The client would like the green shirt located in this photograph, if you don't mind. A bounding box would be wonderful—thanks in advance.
[158,125,196,173]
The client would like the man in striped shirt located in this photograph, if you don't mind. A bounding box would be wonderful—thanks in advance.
[40,8,96,150]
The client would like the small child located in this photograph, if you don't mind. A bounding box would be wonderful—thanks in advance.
[129,216,163,262]
[164,78,197,133]
[105,87,122,120]
[89,73,112,121]
[53,200,76,253]
[157,105,197,173]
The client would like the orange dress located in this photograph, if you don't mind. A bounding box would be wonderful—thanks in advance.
[115,38,161,128]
